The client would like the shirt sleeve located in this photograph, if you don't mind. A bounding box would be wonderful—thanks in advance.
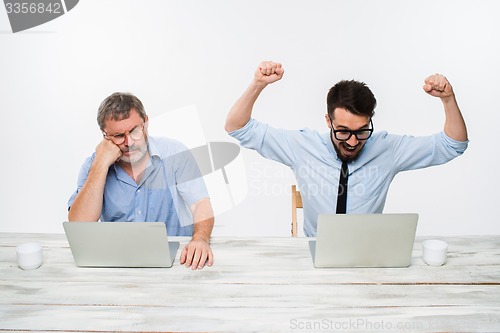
[228,118,298,167]
[67,155,95,210]
[390,131,469,172]
[167,143,209,206]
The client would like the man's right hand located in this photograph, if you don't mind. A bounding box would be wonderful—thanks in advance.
[68,138,121,222]
[224,61,284,133]
[94,138,122,168]
[254,61,284,85]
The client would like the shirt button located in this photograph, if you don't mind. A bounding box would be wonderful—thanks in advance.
[138,211,142,215]
[137,189,141,193]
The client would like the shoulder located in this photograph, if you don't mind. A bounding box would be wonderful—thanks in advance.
[297,127,328,146]
[80,152,96,171]
[280,126,328,152]
[371,130,390,140]
[148,136,190,158]
[359,131,405,155]
[230,118,320,138]
[365,130,400,145]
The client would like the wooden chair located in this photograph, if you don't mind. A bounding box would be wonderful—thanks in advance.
[291,185,303,237]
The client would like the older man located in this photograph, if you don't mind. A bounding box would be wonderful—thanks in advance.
[69,92,214,269]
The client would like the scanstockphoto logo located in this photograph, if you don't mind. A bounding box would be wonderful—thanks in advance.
[147,105,248,219]
[4,0,79,33]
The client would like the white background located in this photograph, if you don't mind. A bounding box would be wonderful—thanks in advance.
[0,0,498,236]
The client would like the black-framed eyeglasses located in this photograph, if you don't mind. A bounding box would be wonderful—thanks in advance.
[102,123,145,145]
[330,118,373,141]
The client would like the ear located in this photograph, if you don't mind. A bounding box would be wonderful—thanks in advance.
[325,114,332,129]
[144,115,149,132]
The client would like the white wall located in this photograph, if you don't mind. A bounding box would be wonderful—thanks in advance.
[0,0,498,236]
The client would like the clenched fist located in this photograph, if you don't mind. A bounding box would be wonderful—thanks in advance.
[95,138,122,168]
[423,73,454,100]
[254,61,284,85]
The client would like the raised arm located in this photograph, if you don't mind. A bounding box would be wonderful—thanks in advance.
[423,74,468,142]
[224,61,284,133]
[68,139,122,221]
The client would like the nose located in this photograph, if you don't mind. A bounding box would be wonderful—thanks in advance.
[122,133,136,146]
[346,135,359,147]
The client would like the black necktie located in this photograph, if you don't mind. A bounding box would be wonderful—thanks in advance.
[336,161,348,214]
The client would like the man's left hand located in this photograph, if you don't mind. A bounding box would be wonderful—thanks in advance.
[180,236,213,270]
[423,73,454,100]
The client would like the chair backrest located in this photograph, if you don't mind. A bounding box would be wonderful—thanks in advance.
[291,185,303,237]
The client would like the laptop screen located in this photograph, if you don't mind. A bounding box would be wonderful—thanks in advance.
[313,214,418,268]
[63,222,178,268]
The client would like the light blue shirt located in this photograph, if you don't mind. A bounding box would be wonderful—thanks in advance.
[68,137,209,236]
[229,118,468,236]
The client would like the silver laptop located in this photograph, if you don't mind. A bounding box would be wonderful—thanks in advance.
[310,214,418,268]
[63,222,179,268]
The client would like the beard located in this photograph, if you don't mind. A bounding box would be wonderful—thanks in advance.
[331,135,365,163]
[119,140,149,164]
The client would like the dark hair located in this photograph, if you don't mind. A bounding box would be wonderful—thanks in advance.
[97,92,146,130]
[326,80,376,119]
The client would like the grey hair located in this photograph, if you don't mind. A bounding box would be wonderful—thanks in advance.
[97,92,146,130]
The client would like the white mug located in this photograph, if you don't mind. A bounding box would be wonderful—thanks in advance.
[16,242,43,270]
[422,239,448,267]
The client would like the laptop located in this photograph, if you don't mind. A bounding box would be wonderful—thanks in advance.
[310,214,418,268]
[63,222,179,268]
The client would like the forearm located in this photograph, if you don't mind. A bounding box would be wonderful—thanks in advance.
[68,163,109,222]
[442,95,468,142]
[225,80,267,133]
[181,198,214,269]
[192,218,214,242]
[190,198,214,242]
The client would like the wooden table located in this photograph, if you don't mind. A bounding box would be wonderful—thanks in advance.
[1,233,499,332]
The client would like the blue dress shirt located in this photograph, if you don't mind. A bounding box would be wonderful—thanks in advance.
[68,137,209,236]
[229,118,468,236]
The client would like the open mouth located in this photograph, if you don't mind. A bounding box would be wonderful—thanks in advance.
[342,143,358,153]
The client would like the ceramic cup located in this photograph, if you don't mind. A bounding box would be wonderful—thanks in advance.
[422,239,448,267]
[16,242,43,270]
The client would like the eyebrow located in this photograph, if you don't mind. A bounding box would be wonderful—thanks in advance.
[335,122,371,131]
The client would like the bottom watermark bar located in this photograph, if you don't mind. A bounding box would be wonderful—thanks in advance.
[289,317,499,332]
[290,318,420,331]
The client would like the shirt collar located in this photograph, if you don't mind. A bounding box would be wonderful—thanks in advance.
[322,132,342,162]
[146,136,161,159]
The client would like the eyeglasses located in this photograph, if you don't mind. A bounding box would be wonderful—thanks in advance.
[102,124,145,145]
[330,118,373,141]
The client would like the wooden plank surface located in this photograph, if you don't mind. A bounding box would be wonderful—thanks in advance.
[1,234,499,332]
